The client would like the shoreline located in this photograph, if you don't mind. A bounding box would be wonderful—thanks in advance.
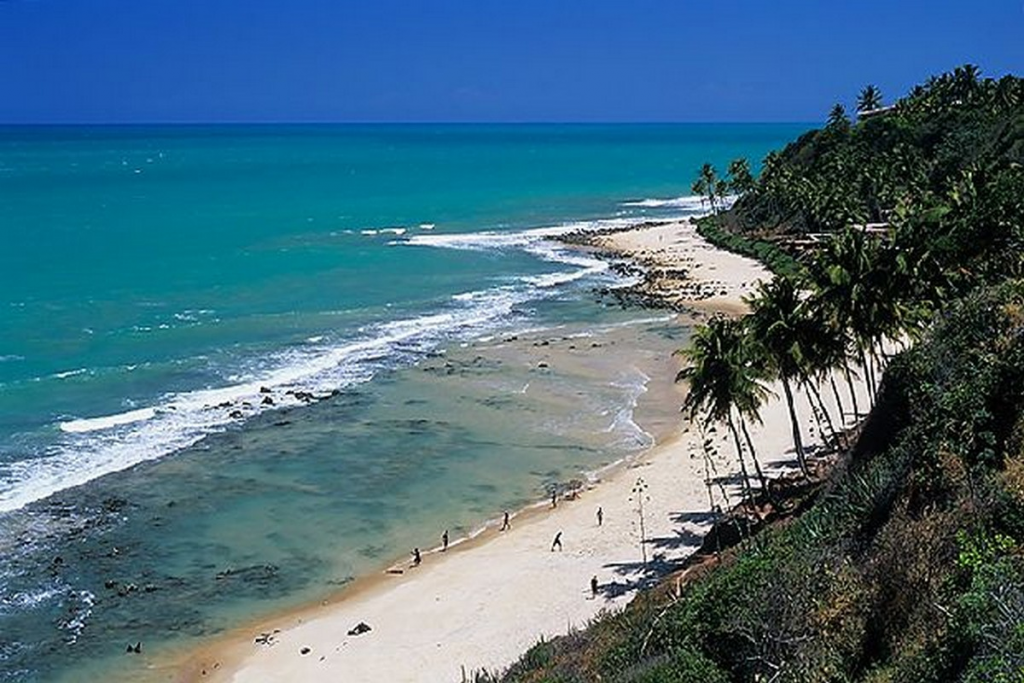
[169,219,856,682]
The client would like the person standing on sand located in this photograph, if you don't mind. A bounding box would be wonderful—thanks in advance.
[551,531,563,552]
[501,510,510,531]
[591,575,599,598]
[551,489,558,508]
[412,548,422,566]
[442,530,449,552]
[596,506,603,526]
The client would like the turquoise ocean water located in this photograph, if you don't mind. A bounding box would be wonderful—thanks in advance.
[0,124,805,681]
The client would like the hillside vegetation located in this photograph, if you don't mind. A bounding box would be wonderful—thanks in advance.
[483,67,1024,682]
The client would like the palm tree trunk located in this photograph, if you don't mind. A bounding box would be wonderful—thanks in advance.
[803,383,829,447]
[738,416,768,495]
[843,357,860,420]
[861,347,877,406]
[806,379,842,449]
[702,448,715,513]
[871,343,887,385]
[781,377,809,476]
[829,373,846,426]
[726,413,755,504]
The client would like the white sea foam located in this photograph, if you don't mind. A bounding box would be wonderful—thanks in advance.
[52,369,88,380]
[60,407,157,434]
[620,193,737,213]
[602,368,655,451]
[621,194,707,209]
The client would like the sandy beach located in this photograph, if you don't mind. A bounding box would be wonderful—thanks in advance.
[176,219,867,683]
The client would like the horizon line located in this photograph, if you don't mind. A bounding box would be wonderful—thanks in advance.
[0,120,819,127]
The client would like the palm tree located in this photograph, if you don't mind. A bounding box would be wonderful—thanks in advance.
[857,84,883,113]
[678,316,772,498]
[727,158,756,196]
[692,163,723,214]
[796,300,849,445]
[805,229,880,410]
[746,277,812,476]
[827,103,849,130]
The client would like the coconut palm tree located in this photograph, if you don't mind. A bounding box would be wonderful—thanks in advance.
[692,163,724,214]
[805,228,881,409]
[857,85,883,113]
[796,300,849,445]
[827,103,850,130]
[727,158,756,196]
[746,277,813,476]
[678,316,772,498]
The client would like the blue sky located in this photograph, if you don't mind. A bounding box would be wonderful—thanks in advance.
[1,0,1021,123]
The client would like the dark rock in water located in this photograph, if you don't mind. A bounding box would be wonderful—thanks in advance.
[126,642,141,654]
[347,621,372,636]
[105,579,118,589]
[215,564,280,585]
[300,646,311,655]
[259,386,272,394]
[537,362,549,368]
[102,497,128,513]
[229,410,243,419]
[261,396,274,406]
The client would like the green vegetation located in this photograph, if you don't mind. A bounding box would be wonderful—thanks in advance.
[693,216,803,279]
[484,66,1024,682]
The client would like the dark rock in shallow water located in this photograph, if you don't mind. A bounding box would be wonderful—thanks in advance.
[102,497,128,513]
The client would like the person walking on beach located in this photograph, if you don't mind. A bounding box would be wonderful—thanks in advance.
[596,506,603,527]
[551,531,563,552]
[551,489,558,508]
[412,548,422,566]
[442,530,449,552]
[591,575,599,598]
[501,510,510,531]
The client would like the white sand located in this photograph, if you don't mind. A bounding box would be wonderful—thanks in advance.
[585,219,770,313]
[182,220,869,683]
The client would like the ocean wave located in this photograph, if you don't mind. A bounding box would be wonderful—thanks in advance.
[360,224,434,237]
[60,407,157,434]
[52,369,88,380]
[621,194,706,209]
[603,367,655,451]
[620,194,737,212]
